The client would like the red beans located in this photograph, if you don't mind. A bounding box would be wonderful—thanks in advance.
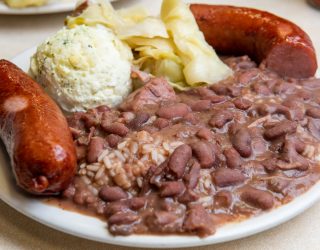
[160,181,186,197]
[147,211,178,227]
[190,100,211,112]
[214,191,232,208]
[212,168,245,187]
[232,128,252,157]
[240,186,274,210]
[268,178,290,193]
[196,127,213,140]
[178,189,199,203]
[233,97,252,110]
[183,205,215,236]
[99,186,128,202]
[209,110,233,128]
[153,118,169,129]
[264,120,297,139]
[108,211,139,225]
[252,82,272,95]
[168,144,192,178]
[157,103,190,119]
[128,112,150,129]
[102,122,129,137]
[223,148,243,169]
[191,141,215,168]
[184,160,201,189]
[127,197,146,210]
[87,137,105,163]
[106,134,121,148]
[306,107,320,118]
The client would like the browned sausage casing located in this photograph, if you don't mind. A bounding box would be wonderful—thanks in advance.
[0,60,76,195]
[190,4,318,78]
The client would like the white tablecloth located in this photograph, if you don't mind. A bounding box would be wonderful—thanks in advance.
[1,1,320,249]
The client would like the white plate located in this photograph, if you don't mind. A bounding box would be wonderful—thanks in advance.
[0,0,77,14]
[0,0,118,15]
[1,0,320,248]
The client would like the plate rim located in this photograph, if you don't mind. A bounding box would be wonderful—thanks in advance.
[0,0,77,15]
[0,0,119,15]
[0,46,319,248]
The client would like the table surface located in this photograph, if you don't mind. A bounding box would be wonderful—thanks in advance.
[1,1,320,249]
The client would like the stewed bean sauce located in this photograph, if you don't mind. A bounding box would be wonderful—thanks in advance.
[48,55,320,237]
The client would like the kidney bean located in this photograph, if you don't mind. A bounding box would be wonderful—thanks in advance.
[224,148,243,169]
[212,168,245,187]
[296,89,312,100]
[237,59,256,69]
[183,204,215,236]
[178,189,200,204]
[168,144,192,178]
[128,112,150,129]
[73,189,91,205]
[127,197,146,210]
[104,201,129,216]
[67,112,85,130]
[121,112,135,123]
[209,110,233,128]
[69,127,84,139]
[183,113,199,125]
[205,95,228,104]
[238,69,259,84]
[210,84,228,95]
[108,211,139,225]
[300,78,320,89]
[87,136,105,163]
[196,127,213,141]
[197,87,216,98]
[240,186,274,210]
[308,118,320,139]
[211,84,241,97]
[160,181,186,197]
[149,161,167,188]
[184,160,201,189]
[82,109,101,129]
[232,128,252,158]
[264,120,297,139]
[251,82,271,95]
[191,141,215,168]
[268,177,290,194]
[190,100,211,112]
[306,107,320,119]
[75,144,87,161]
[280,139,309,171]
[233,98,252,110]
[273,81,295,94]
[99,186,128,202]
[146,211,178,228]
[62,185,76,199]
[157,103,190,119]
[214,191,232,208]
[106,134,121,148]
[282,100,305,121]
[95,105,110,112]
[257,103,290,119]
[153,118,169,129]
[102,122,129,137]
[139,165,157,195]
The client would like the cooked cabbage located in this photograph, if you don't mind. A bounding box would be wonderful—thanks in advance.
[161,0,233,85]
[65,0,233,89]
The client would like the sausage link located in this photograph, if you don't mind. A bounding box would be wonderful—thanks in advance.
[0,60,76,194]
[190,4,317,78]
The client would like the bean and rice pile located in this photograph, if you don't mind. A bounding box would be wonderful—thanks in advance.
[60,56,320,236]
